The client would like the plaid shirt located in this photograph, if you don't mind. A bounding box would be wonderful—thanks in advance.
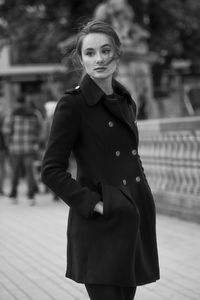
[0,113,7,152]
[3,107,41,155]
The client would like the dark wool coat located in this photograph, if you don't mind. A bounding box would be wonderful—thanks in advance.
[41,74,160,287]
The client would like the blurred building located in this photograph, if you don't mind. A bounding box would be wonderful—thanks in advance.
[0,43,67,114]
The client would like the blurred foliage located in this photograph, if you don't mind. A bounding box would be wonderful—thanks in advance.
[0,0,200,64]
[147,0,200,62]
[0,0,99,63]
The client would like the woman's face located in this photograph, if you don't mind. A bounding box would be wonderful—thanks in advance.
[80,33,118,81]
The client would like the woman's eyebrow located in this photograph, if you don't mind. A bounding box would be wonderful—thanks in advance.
[84,44,112,51]
[84,47,94,51]
[101,44,112,48]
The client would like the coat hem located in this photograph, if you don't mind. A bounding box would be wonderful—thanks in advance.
[65,272,160,287]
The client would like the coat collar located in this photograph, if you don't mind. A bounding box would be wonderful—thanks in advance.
[80,74,132,106]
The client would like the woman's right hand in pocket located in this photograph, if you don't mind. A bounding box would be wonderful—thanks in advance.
[94,201,103,215]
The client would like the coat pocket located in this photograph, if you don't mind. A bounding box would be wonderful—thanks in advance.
[100,182,138,220]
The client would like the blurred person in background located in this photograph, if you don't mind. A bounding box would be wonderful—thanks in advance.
[41,20,159,300]
[137,87,148,120]
[3,95,41,205]
[0,102,8,196]
[40,101,59,200]
[41,101,57,146]
[26,98,44,194]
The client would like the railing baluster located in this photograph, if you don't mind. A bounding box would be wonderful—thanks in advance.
[138,116,200,222]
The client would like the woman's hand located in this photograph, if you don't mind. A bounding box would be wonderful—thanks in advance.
[94,201,103,215]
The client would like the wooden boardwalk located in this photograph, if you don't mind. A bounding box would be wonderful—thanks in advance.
[0,188,200,300]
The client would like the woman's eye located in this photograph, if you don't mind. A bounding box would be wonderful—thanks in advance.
[103,49,111,54]
[86,51,94,56]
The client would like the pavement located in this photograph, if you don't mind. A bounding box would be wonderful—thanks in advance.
[1,181,200,300]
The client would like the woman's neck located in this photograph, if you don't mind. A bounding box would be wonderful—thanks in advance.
[91,76,113,95]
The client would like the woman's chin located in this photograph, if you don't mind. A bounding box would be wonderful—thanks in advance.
[91,73,111,80]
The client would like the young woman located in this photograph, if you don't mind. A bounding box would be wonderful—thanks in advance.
[41,20,160,300]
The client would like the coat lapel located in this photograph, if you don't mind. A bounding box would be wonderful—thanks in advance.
[102,98,139,142]
[80,74,139,142]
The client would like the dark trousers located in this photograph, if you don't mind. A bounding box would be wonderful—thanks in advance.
[85,284,137,300]
[10,154,36,197]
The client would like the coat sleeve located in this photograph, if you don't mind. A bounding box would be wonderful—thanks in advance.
[41,94,101,218]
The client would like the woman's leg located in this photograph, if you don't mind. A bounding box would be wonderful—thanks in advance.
[85,284,136,300]
[23,154,36,198]
[85,284,123,300]
[122,286,137,300]
[9,154,21,197]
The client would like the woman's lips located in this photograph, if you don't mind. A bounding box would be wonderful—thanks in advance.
[94,67,107,71]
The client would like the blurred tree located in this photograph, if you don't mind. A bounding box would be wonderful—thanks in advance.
[130,0,200,63]
[0,0,99,63]
[0,0,200,64]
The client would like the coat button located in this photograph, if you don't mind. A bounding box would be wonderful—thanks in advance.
[136,176,141,182]
[131,149,137,155]
[108,121,114,127]
[115,150,120,157]
[122,179,127,185]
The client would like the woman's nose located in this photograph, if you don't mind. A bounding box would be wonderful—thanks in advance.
[96,52,103,63]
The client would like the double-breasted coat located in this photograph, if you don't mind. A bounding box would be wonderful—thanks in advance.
[41,74,160,287]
